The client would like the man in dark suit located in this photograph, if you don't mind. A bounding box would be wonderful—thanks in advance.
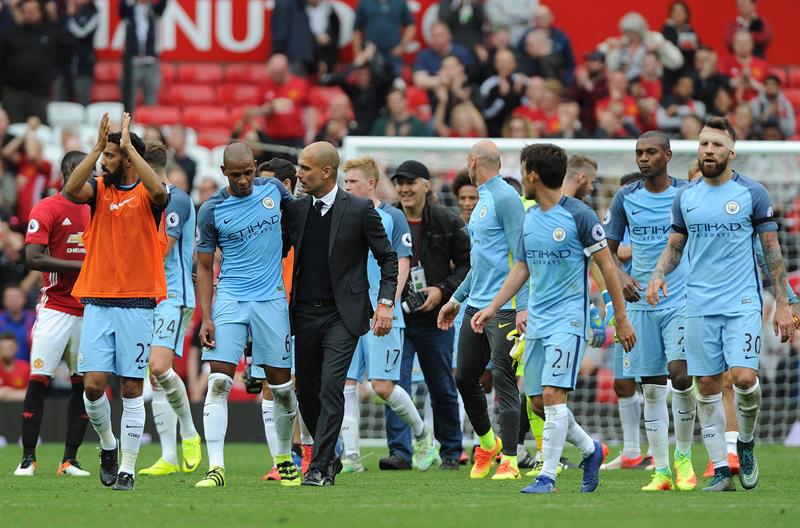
[284,141,398,486]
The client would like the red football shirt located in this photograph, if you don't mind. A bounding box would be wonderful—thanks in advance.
[720,55,769,102]
[15,155,55,227]
[25,193,90,316]
[260,75,309,140]
[0,359,30,390]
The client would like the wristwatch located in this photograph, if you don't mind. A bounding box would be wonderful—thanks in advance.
[378,298,394,309]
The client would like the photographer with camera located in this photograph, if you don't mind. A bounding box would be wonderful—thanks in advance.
[381,160,470,471]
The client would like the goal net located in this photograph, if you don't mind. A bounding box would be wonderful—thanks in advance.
[342,136,800,446]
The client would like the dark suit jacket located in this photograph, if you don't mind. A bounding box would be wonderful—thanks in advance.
[284,188,398,336]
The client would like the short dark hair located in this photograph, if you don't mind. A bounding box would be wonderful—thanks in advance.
[144,141,168,171]
[257,158,297,190]
[669,1,691,22]
[386,87,406,100]
[520,143,568,190]
[0,331,16,342]
[60,150,86,182]
[704,116,736,142]
[107,131,146,158]
[452,170,475,197]
[620,171,642,186]
[637,130,671,151]
[503,177,523,195]
[765,74,781,85]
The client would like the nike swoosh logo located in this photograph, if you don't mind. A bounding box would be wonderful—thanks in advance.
[644,419,658,423]
[744,355,758,359]
[109,197,135,211]
[687,206,700,213]
[551,373,566,377]
[498,322,512,329]
[125,424,138,428]
[223,218,232,224]
[630,209,644,215]
[281,354,291,360]
[677,410,693,415]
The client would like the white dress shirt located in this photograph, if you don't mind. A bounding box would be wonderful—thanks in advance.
[312,185,338,217]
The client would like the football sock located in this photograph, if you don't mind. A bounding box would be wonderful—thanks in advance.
[500,454,518,468]
[725,431,739,455]
[423,391,434,435]
[541,404,569,481]
[672,385,696,455]
[642,384,669,471]
[527,397,544,453]
[696,392,727,469]
[22,375,49,459]
[203,373,232,468]
[120,396,145,475]
[151,386,178,466]
[83,392,116,451]
[261,398,279,465]
[63,376,88,462]
[734,379,761,443]
[269,381,297,456]
[341,384,360,457]
[385,384,425,439]
[617,394,642,459]
[566,408,595,458]
[155,369,197,439]
[299,412,314,445]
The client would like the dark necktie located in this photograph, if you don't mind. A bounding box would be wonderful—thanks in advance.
[314,200,324,216]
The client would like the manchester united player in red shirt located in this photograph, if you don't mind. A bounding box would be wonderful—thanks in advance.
[14,151,91,478]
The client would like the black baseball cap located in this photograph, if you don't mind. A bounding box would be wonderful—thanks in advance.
[391,160,431,181]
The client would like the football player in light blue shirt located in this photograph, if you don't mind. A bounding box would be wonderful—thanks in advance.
[194,143,300,488]
[140,143,202,477]
[605,131,697,491]
[472,143,636,494]
[340,156,435,473]
[647,118,795,492]
[438,140,528,479]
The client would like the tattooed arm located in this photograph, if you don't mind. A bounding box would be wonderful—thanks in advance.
[645,233,687,307]
[759,231,795,342]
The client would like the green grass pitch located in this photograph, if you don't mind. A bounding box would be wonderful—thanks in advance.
[2,443,799,527]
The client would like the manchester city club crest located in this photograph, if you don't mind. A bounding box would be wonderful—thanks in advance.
[725,200,740,215]
[478,205,488,219]
[263,197,275,209]
[623,354,631,370]
[552,227,566,242]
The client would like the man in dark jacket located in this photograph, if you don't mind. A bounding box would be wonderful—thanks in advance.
[380,160,469,471]
[271,0,315,75]
[119,0,168,113]
[55,0,99,106]
[0,0,61,123]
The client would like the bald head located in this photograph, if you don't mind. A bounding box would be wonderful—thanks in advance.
[304,141,340,173]
[471,140,501,169]
[297,141,341,197]
[223,142,255,168]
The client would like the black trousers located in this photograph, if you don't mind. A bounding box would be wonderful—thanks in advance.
[455,308,519,456]
[292,302,359,473]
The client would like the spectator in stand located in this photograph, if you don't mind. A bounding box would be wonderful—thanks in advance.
[426,55,484,129]
[438,0,486,53]
[501,115,536,138]
[720,30,768,103]
[710,86,736,117]
[512,75,544,119]
[166,166,189,193]
[513,78,561,136]
[517,5,575,85]
[593,108,637,140]
[518,29,565,82]
[0,0,61,123]
[596,70,642,133]
[0,109,12,152]
[471,25,516,85]
[660,1,700,74]
[600,11,683,83]
[196,177,219,208]
[638,52,663,101]
[484,0,538,45]
[691,47,730,110]
[549,100,587,138]
[119,0,168,113]
[0,232,32,292]
[570,50,608,134]
[452,170,478,224]
[249,54,312,148]
[352,0,416,73]
[370,87,430,137]
[679,113,703,139]
[0,157,15,220]
[725,0,772,58]
[54,0,98,106]
[656,74,706,135]
[479,48,526,137]
[732,103,757,140]
[413,21,474,90]
[271,0,315,75]
[306,0,340,75]
[313,93,356,148]
[0,332,28,401]
[167,125,197,189]
[0,118,55,228]
[760,117,786,141]
[434,100,486,138]
[0,286,35,361]
[142,125,166,145]
[750,75,796,139]
[320,43,395,137]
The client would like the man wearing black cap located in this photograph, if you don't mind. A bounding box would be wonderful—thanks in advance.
[381,160,470,471]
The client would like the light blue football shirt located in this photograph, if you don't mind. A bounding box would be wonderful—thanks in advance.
[515,195,608,339]
[197,177,293,301]
[453,175,528,310]
[606,176,689,311]
[671,171,778,317]
[367,203,412,328]
[164,185,196,307]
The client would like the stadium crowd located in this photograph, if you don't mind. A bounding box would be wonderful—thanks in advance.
[0,0,798,424]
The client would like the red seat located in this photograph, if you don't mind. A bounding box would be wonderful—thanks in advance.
[161,63,178,85]
[218,84,261,106]
[95,62,122,83]
[134,105,181,127]
[308,86,345,113]
[225,63,270,84]
[178,63,224,84]
[784,88,800,111]
[788,66,800,89]
[183,106,231,129]
[91,83,121,103]
[196,128,232,148]
[164,84,217,106]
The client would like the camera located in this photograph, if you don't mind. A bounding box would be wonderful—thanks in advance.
[402,290,428,314]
